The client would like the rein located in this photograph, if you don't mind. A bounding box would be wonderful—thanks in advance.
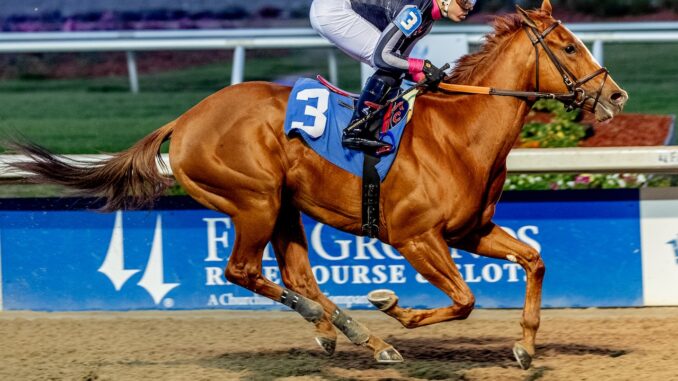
[437,82,578,103]
[438,14,609,112]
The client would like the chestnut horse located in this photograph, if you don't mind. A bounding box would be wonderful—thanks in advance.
[7,0,627,369]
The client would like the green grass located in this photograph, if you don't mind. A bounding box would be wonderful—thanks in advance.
[0,49,361,154]
[602,42,678,115]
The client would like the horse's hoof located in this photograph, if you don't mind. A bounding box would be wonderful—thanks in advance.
[368,289,398,311]
[315,336,336,356]
[513,342,533,370]
[375,346,404,363]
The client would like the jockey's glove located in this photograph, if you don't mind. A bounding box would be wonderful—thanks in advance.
[422,60,445,89]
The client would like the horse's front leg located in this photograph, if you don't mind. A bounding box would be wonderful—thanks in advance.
[370,229,476,327]
[456,223,545,370]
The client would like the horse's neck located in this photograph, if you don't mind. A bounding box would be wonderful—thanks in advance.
[425,32,535,173]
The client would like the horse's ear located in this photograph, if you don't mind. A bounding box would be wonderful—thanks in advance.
[541,0,553,16]
[516,5,538,28]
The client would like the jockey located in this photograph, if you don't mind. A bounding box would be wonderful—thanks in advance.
[310,0,475,150]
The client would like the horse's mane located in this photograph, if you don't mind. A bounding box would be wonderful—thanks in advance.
[447,10,551,84]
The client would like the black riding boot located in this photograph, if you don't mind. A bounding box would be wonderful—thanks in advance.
[342,71,401,150]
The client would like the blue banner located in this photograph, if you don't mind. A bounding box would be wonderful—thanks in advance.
[0,190,642,311]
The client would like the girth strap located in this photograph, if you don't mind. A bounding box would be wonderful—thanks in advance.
[362,153,381,238]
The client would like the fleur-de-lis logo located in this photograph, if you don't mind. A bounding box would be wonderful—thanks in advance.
[667,237,678,265]
[98,211,179,305]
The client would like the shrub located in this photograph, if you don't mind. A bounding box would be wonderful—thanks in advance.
[258,6,283,19]
[506,98,677,191]
[217,7,249,20]
[518,99,587,148]
[289,6,311,19]
[660,0,678,11]
[504,173,678,191]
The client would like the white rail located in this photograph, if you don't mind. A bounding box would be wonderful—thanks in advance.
[1,147,678,179]
[506,147,678,174]
[1,22,677,92]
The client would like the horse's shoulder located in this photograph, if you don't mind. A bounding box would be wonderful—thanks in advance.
[226,81,292,98]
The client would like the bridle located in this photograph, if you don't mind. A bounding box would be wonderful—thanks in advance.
[522,15,609,112]
[437,12,610,113]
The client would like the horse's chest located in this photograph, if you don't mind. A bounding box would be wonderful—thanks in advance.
[438,170,506,237]
[477,169,508,227]
[485,169,507,209]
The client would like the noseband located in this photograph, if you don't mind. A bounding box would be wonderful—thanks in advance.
[523,17,609,112]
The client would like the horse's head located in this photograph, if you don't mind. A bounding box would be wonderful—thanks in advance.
[517,0,628,121]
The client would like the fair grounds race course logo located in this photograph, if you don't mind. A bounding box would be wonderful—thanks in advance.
[98,211,179,307]
[96,210,537,308]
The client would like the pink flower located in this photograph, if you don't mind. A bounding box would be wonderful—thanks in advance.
[575,175,591,185]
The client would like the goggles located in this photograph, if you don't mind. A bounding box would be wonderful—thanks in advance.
[442,0,476,16]
[456,0,476,11]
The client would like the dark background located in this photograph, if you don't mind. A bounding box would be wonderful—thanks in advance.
[2,1,678,32]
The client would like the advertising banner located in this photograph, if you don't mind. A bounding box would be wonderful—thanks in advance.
[0,190,643,311]
[640,188,678,305]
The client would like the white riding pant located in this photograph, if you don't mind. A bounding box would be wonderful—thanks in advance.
[310,0,382,67]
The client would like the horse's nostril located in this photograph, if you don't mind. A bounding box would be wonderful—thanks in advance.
[610,91,626,105]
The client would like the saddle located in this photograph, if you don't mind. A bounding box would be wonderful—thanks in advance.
[284,76,419,238]
[316,75,359,99]
[316,75,398,152]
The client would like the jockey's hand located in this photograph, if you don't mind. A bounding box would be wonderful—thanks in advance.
[422,60,445,88]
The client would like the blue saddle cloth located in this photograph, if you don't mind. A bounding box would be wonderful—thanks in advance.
[284,78,412,181]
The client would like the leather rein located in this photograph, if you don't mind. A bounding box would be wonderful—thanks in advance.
[437,16,609,112]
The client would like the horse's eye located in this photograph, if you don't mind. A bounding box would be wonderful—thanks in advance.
[564,44,576,54]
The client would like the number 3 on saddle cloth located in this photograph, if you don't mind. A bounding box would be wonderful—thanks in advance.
[284,77,417,181]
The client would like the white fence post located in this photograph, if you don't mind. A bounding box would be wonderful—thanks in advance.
[328,49,338,85]
[126,51,139,94]
[231,46,246,85]
[592,39,604,66]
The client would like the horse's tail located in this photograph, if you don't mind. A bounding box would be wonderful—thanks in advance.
[6,120,176,211]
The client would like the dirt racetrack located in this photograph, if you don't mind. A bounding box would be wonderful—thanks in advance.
[1,308,677,381]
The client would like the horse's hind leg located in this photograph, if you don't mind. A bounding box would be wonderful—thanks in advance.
[174,166,365,355]
[371,230,476,329]
[222,202,325,326]
[270,200,337,355]
[456,223,545,370]
[271,199,403,362]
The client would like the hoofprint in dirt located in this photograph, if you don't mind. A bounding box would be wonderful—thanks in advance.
[0,308,676,381]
